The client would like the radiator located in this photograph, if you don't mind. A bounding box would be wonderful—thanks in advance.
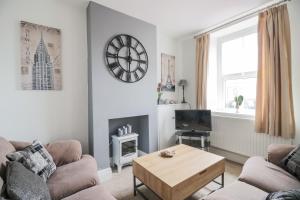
[210,115,293,158]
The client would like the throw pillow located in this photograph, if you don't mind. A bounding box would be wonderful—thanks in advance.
[0,176,3,191]
[6,140,56,181]
[280,145,300,180]
[0,176,4,197]
[6,161,51,200]
[266,189,300,200]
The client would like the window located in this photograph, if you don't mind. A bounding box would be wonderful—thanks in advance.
[207,19,258,116]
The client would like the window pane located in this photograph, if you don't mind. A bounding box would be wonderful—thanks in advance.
[224,78,256,112]
[221,33,258,75]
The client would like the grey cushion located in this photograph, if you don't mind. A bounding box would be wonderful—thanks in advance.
[6,140,56,181]
[0,176,3,193]
[6,161,51,200]
[0,176,5,198]
[0,176,9,199]
[0,137,16,180]
[281,145,300,180]
[267,189,300,200]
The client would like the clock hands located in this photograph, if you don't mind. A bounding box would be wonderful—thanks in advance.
[128,47,131,72]
[118,55,145,64]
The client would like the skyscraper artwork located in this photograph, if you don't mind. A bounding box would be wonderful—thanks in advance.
[20,21,62,90]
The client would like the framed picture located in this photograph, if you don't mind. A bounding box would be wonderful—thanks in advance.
[161,53,175,92]
[20,21,62,90]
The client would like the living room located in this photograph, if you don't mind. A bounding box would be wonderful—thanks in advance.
[0,0,300,199]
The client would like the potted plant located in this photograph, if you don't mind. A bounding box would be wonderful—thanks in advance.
[234,95,244,113]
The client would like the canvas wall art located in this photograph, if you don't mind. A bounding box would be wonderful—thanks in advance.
[20,21,62,90]
[161,53,175,92]
[157,53,177,104]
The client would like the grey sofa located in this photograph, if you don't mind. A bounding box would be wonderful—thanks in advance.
[205,144,300,200]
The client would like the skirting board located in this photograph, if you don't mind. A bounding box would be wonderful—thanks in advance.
[138,150,147,156]
[210,146,249,164]
[97,167,112,183]
[99,150,147,182]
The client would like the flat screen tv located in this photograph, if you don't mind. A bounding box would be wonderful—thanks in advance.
[175,110,212,131]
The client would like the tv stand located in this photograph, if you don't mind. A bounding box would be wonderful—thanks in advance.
[175,130,210,151]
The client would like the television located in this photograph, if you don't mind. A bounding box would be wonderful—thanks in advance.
[175,110,212,132]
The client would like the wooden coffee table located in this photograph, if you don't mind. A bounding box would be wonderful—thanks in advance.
[133,144,225,200]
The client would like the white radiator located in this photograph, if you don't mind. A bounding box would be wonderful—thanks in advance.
[210,115,293,158]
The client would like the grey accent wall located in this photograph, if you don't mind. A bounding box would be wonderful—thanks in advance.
[87,2,158,169]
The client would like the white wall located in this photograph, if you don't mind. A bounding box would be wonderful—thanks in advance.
[0,0,89,152]
[289,0,300,144]
[157,32,182,102]
[178,38,196,108]
[176,1,300,155]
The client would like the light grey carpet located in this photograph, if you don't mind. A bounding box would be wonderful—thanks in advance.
[102,160,242,200]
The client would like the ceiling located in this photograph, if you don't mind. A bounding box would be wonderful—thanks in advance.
[69,0,273,38]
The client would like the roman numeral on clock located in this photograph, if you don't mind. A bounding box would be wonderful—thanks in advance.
[138,51,145,56]
[110,42,120,51]
[108,62,118,70]
[126,72,131,82]
[116,36,124,46]
[133,42,139,49]
[106,52,117,58]
[138,60,147,64]
[116,68,125,79]
[133,71,139,80]
[127,36,132,47]
[137,66,145,74]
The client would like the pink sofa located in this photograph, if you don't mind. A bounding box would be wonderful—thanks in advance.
[205,144,300,200]
[0,137,116,200]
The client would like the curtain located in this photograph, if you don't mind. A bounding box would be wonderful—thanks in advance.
[196,34,210,109]
[255,4,295,138]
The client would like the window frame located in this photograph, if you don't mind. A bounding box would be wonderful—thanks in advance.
[216,26,258,113]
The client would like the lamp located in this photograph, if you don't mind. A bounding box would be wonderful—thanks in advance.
[178,79,187,103]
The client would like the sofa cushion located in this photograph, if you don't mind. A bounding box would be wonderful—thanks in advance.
[7,140,56,181]
[10,141,31,151]
[45,140,82,167]
[62,185,116,200]
[0,137,16,180]
[268,144,296,166]
[266,189,300,200]
[10,140,82,167]
[280,145,300,180]
[47,155,99,200]
[6,161,51,200]
[204,181,268,200]
[239,156,300,192]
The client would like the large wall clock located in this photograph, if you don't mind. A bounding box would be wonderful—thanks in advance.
[105,34,148,83]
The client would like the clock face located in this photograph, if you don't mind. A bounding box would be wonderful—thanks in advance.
[105,34,148,83]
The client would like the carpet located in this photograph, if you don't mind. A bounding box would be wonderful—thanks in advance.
[102,160,242,200]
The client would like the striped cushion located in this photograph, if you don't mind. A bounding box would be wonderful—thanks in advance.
[267,189,300,200]
[6,140,56,181]
[281,145,300,180]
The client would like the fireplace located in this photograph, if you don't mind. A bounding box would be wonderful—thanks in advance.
[112,134,138,172]
[108,115,149,170]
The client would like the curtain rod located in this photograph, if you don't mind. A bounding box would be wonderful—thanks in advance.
[194,0,291,39]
